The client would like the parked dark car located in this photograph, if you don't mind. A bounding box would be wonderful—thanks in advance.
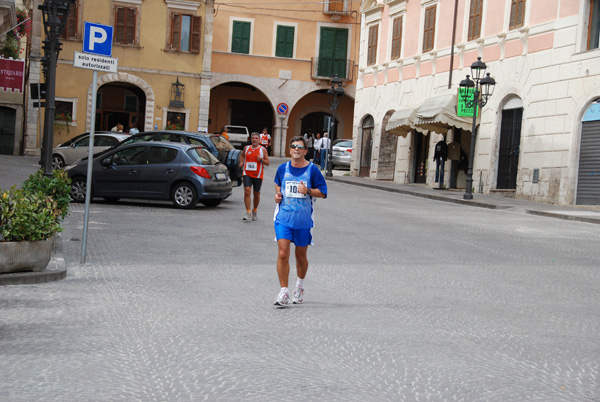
[117,131,243,185]
[65,142,232,208]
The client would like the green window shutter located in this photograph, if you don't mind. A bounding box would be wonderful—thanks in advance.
[276,25,294,58]
[232,21,251,54]
[318,27,348,77]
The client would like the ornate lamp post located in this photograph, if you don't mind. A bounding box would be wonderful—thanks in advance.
[326,75,345,178]
[39,0,74,176]
[459,57,496,200]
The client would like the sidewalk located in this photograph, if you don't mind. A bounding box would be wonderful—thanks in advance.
[328,169,600,225]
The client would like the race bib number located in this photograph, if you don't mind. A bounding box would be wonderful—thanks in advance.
[245,162,257,171]
[285,181,306,198]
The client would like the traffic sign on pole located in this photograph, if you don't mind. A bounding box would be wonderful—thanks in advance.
[83,22,114,57]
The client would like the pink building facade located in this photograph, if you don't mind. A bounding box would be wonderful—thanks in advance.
[353,0,600,205]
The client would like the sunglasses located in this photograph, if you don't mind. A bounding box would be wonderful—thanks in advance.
[290,144,305,150]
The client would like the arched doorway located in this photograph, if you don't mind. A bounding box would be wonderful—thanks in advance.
[497,97,523,189]
[0,107,16,155]
[359,115,374,177]
[376,111,397,180]
[97,83,146,132]
[577,100,600,205]
[209,82,274,135]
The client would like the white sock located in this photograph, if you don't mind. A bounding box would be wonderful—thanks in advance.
[296,278,304,288]
[280,287,289,294]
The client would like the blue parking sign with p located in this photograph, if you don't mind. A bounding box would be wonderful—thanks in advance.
[83,22,113,57]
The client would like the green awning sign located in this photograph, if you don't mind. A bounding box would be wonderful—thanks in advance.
[457,88,479,117]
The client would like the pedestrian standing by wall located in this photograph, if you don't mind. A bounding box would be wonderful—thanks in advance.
[320,131,331,171]
[273,136,327,307]
[240,132,270,221]
[303,129,314,161]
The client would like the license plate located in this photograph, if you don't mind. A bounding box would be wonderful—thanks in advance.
[215,172,227,180]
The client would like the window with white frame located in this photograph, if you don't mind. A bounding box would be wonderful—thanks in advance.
[468,0,483,41]
[113,1,141,46]
[509,0,525,30]
[55,98,77,126]
[391,16,403,59]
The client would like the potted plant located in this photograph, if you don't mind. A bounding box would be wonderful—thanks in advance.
[0,170,71,273]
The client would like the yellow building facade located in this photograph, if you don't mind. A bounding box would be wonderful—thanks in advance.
[24,0,212,153]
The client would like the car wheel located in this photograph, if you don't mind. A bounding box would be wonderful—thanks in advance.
[171,182,198,209]
[201,199,222,207]
[70,176,87,203]
[52,154,65,170]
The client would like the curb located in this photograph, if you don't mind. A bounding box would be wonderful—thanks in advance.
[329,177,498,209]
[526,209,600,225]
[0,235,67,286]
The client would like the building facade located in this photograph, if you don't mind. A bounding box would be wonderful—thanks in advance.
[354,0,600,205]
[209,0,361,156]
[22,0,213,155]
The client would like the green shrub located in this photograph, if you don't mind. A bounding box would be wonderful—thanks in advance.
[0,170,71,242]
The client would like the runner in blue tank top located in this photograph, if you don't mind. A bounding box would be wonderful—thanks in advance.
[273,136,327,307]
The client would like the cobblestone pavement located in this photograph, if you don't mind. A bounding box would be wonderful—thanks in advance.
[1,158,599,401]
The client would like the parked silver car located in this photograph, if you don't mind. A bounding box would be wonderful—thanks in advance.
[332,139,353,168]
[52,132,129,169]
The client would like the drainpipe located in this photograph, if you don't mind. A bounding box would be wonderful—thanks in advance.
[448,0,459,89]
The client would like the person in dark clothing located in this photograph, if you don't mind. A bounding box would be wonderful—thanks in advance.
[433,140,449,188]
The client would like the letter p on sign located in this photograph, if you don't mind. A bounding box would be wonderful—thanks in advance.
[83,22,114,57]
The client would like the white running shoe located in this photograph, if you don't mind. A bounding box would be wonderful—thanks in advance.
[251,211,257,221]
[243,212,251,221]
[292,286,304,304]
[274,290,291,307]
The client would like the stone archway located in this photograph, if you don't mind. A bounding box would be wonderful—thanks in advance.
[86,73,155,132]
[376,110,398,180]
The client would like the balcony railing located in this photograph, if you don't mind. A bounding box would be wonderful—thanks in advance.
[311,57,354,81]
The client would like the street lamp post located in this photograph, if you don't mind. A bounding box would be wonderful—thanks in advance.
[39,0,74,176]
[326,75,345,178]
[459,57,496,200]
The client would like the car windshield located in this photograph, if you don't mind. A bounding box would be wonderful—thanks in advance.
[187,148,220,165]
[210,135,233,152]
[335,141,352,148]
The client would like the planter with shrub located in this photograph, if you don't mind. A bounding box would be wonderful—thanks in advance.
[0,170,71,274]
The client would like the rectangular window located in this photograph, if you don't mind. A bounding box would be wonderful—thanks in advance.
[588,0,600,50]
[275,25,294,58]
[60,0,79,39]
[423,5,436,52]
[170,13,201,53]
[509,0,525,30]
[232,20,251,54]
[114,6,137,45]
[391,16,403,60]
[468,0,483,40]
[55,100,76,125]
[367,25,378,66]
[318,27,348,78]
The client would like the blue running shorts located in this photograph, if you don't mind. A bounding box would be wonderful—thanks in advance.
[274,223,313,247]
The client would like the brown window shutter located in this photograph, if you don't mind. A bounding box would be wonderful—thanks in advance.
[190,16,202,53]
[115,7,124,43]
[423,5,436,52]
[125,8,136,44]
[171,14,181,50]
[62,1,78,39]
[367,25,378,66]
[391,16,402,59]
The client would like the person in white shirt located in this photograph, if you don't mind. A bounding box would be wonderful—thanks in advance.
[313,132,323,166]
[320,132,331,170]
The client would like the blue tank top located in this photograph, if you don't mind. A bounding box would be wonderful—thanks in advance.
[274,162,315,229]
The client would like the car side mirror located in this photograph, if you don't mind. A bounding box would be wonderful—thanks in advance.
[101,158,111,167]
